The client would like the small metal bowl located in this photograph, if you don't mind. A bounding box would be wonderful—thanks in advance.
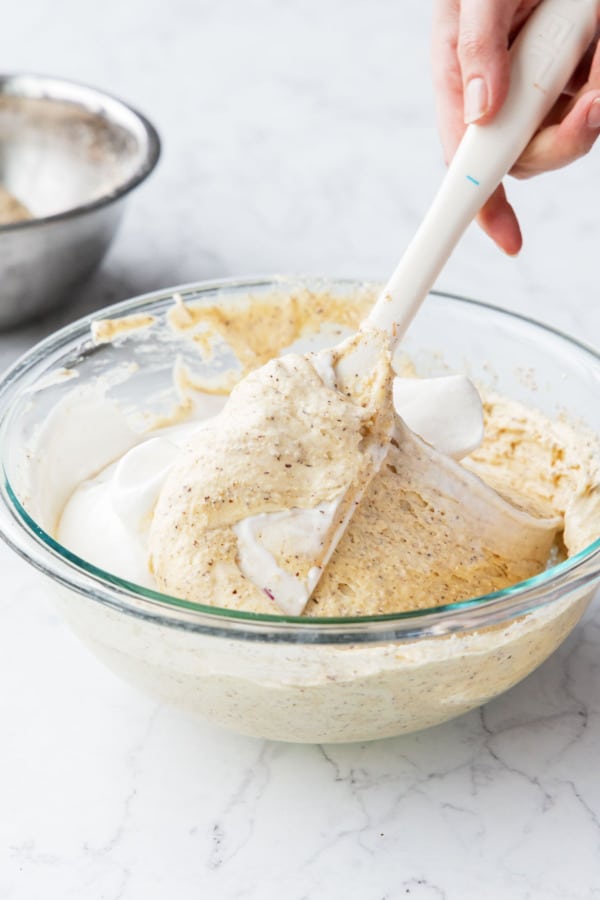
[0,74,160,328]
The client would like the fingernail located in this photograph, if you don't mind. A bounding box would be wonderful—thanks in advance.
[586,98,600,129]
[464,77,488,124]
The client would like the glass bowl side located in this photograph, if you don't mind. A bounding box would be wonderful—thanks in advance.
[0,277,598,647]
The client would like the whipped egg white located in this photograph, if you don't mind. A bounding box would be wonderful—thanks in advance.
[56,372,562,614]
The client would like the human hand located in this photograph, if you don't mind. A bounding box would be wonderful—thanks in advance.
[432,0,600,254]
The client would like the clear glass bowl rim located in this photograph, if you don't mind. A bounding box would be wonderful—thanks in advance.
[0,275,598,645]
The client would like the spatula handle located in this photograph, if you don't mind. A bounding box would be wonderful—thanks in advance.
[368,0,598,341]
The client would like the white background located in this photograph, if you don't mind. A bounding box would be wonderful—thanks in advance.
[1,2,599,898]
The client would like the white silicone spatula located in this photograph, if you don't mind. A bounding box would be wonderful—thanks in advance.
[151,0,599,616]
[368,0,599,338]
[282,0,600,610]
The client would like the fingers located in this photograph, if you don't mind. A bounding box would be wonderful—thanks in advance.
[513,41,600,177]
[432,1,522,156]
[456,0,523,124]
[432,1,598,254]
[565,28,600,95]
[432,0,465,163]
[584,29,600,89]
[512,90,600,178]
[476,184,523,255]
[431,1,534,253]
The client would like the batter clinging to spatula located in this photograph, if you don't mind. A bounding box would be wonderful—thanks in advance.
[149,0,599,615]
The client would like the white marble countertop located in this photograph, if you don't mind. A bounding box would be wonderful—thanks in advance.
[1,1,600,898]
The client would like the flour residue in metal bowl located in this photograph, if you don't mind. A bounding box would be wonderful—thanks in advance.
[0,184,32,224]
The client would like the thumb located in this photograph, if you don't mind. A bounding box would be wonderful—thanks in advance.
[457,0,520,124]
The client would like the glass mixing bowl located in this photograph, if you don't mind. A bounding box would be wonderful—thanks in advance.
[0,277,598,743]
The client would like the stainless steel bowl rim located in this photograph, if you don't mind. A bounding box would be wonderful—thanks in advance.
[0,72,161,233]
[0,275,598,645]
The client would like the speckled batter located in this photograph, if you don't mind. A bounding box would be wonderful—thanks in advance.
[149,328,397,611]
[145,290,599,617]
[166,285,374,376]
[44,284,600,742]
[58,286,600,619]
